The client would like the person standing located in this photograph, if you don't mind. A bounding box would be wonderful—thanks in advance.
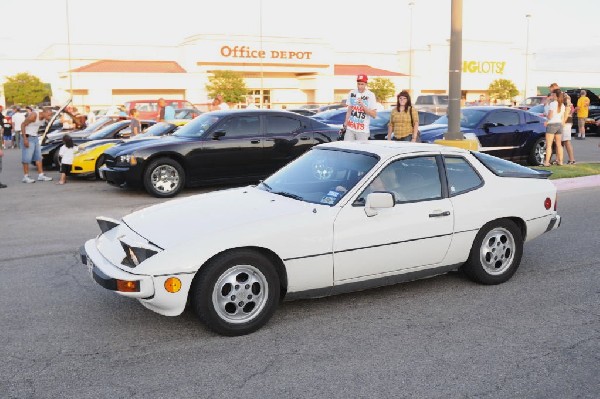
[0,113,5,188]
[387,90,419,142]
[575,89,590,139]
[216,94,230,110]
[129,109,141,136]
[1,108,11,149]
[343,74,378,141]
[11,106,26,149]
[543,90,565,166]
[85,105,96,126]
[20,106,54,183]
[561,93,576,164]
[157,98,175,121]
[57,134,74,185]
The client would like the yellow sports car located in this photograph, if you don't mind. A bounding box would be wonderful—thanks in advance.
[71,121,188,178]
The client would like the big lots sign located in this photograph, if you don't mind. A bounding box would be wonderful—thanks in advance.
[220,45,313,60]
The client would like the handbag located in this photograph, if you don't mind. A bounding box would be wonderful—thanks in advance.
[409,107,421,142]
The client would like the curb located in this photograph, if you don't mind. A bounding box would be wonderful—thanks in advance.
[552,174,600,191]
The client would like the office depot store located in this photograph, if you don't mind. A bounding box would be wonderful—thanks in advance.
[53,34,597,110]
[61,34,406,110]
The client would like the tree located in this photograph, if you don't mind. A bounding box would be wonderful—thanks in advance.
[205,71,248,104]
[488,79,519,102]
[368,77,396,104]
[3,72,51,106]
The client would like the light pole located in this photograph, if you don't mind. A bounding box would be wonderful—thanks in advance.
[408,1,415,95]
[65,0,73,100]
[524,14,531,101]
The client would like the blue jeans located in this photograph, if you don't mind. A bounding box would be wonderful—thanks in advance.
[21,135,42,163]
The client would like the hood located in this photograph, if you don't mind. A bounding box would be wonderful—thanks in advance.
[122,186,314,249]
[109,135,184,156]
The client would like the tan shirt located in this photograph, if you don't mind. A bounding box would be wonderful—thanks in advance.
[389,106,418,139]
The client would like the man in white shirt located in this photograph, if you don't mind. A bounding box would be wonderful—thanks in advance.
[343,74,378,141]
[20,107,54,183]
[85,105,96,126]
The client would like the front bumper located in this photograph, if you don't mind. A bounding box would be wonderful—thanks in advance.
[99,165,143,188]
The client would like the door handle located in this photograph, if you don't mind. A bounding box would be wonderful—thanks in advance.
[429,211,450,218]
[250,139,260,144]
[299,136,310,141]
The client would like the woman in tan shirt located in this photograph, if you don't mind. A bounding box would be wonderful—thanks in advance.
[387,90,419,142]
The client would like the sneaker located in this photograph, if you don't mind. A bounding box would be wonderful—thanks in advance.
[37,174,53,181]
[22,176,36,184]
[0,183,7,188]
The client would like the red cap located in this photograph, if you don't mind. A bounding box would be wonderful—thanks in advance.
[356,74,368,83]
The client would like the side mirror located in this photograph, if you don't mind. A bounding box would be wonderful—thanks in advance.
[482,122,497,131]
[212,130,226,140]
[364,192,395,217]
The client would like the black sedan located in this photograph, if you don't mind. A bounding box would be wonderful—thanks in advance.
[41,119,154,168]
[99,110,340,197]
[419,106,548,166]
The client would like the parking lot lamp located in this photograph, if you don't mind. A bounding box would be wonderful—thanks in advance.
[408,1,415,95]
[524,14,532,101]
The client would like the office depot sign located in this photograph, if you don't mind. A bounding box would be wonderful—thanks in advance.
[220,45,313,60]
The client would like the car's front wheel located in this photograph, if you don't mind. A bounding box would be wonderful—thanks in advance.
[462,219,523,285]
[528,137,546,166]
[143,157,185,198]
[94,155,105,180]
[190,250,280,336]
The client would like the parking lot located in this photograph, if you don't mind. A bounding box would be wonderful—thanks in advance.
[0,141,599,398]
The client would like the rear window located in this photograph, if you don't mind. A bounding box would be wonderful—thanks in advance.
[471,151,551,179]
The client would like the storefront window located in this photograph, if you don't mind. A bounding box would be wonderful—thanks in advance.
[248,89,270,108]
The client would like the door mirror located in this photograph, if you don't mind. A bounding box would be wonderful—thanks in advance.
[364,192,395,217]
[482,122,498,131]
[212,130,226,140]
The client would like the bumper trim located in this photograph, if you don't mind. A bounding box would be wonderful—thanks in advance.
[545,215,561,232]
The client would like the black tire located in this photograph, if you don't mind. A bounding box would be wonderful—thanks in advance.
[462,219,523,285]
[528,137,546,166]
[190,250,280,336]
[94,155,105,180]
[143,157,185,198]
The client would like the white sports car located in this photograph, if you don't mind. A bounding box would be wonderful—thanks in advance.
[82,141,561,336]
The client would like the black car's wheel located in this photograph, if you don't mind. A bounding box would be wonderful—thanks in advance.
[528,137,546,166]
[143,157,185,198]
[462,219,523,285]
[94,155,105,180]
[190,250,280,336]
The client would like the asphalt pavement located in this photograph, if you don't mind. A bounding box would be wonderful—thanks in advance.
[0,138,599,398]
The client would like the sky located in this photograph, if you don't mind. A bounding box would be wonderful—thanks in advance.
[1,0,600,73]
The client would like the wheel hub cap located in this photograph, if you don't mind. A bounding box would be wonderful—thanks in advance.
[212,265,268,324]
[479,227,516,275]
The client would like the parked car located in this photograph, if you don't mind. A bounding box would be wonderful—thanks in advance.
[419,106,548,166]
[517,96,546,110]
[124,99,196,120]
[527,104,546,118]
[315,103,347,113]
[287,108,317,117]
[563,89,600,133]
[42,119,154,168]
[82,141,561,336]
[71,121,188,178]
[414,95,449,115]
[99,110,340,197]
[173,108,202,120]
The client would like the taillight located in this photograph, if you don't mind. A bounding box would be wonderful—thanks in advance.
[544,197,552,210]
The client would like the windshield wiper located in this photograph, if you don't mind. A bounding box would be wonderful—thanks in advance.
[258,181,272,191]
[272,191,303,201]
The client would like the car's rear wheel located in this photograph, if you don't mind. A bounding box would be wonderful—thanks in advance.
[462,219,523,285]
[143,158,185,198]
[190,250,280,336]
[528,137,546,166]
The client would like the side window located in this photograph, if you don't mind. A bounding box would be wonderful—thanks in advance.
[486,111,520,126]
[444,156,483,196]
[420,96,434,105]
[266,116,302,135]
[355,156,442,205]
[218,116,261,138]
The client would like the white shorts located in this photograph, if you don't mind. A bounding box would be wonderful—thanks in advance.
[562,123,572,141]
[344,129,369,141]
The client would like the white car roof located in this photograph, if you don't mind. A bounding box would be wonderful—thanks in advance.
[317,140,470,159]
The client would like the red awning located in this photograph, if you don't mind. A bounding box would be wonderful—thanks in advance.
[334,64,406,77]
[71,60,186,73]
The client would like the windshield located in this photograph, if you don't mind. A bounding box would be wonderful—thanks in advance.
[434,109,487,128]
[83,116,115,133]
[370,110,391,127]
[173,113,221,138]
[87,123,124,140]
[258,148,379,206]
[137,122,174,138]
